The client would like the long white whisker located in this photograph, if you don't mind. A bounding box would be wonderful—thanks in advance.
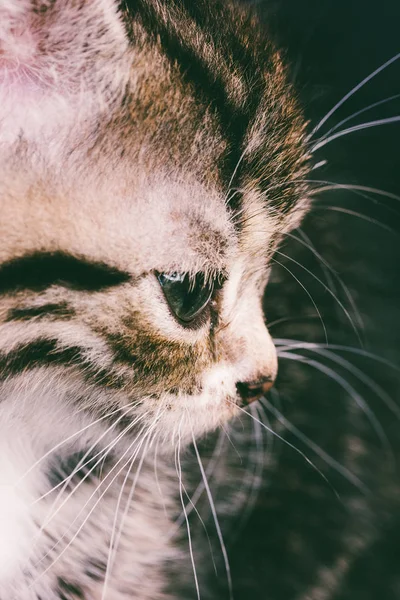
[37,410,149,536]
[255,403,275,462]
[268,315,320,329]
[274,338,400,372]
[16,403,135,485]
[32,416,151,577]
[174,427,228,530]
[295,230,339,296]
[153,435,168,518]
[108,407,166,582]
[175,416,201,600]
[224,146,249,205]
[102,417,161,600]
[309,181,400,204]
[317,93,400,142]
[236,404,265,525]
[309,52,400,136]
[261,393,367,492]
[277,352,393,459]
[311,115,400,153]
[221,423,243,463]
[274,250,362,344]
[102,451,138,600]
[29,430,149,589]
[313,206,399,235]
[228,400,347,499]
[272,258,329,343]
[32,403,139,505]
[302,347,400,420]
[180,478,218,576]
[289,228,364,330]
[191,424,233,600]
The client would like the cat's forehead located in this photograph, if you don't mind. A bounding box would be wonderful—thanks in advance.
[0,167,251,275]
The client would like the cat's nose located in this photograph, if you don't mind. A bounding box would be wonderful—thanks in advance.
[236,376,275,405]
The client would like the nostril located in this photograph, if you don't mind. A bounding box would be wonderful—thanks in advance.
[236,376,274,405]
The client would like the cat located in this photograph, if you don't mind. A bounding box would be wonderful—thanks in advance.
[0,1,312,599]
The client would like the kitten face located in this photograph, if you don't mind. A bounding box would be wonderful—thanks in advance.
[0,159,278,446]
[0,0,310,448]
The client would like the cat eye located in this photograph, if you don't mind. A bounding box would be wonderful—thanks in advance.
[157,272,215,325]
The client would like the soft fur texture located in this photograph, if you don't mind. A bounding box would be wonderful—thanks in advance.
[0,1,311,599]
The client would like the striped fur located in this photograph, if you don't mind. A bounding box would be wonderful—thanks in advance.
[0,1,310,598]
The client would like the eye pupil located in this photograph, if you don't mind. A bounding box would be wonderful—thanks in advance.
[157,272,215,325]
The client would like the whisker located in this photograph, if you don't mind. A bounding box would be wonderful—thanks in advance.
[30,430,148,589]
[274,250,362,344]
[224,146,249,205]
[271,257,329,343]
[268,315,321,329]
[295,229,339,296]
[261,393,367,493]
[108,408,166,581]
[228,400,344,499]
[309,181,400,205]
[235,404,265,524]
[302,347,400,420]
[289,228,364,331]
[311,115,400,153]
[313,206,399,236]
[255,403,275,462]
[181,478,218,577]
[102,449,139,600]
[191,422,234,600]
[153,435,168,518]
[175,417,201,600]
[32,416,152,578]
[103,422,160,600]
[32,403,139,505]
[16,403,135,485]
[309,52,400,137]
[221,424,242,461]
[37,410,149,537]
[274,338,400,372]
[174,427,228,530]
[315,93,400,143]
[28,411,141,559]
[277,352,393,460]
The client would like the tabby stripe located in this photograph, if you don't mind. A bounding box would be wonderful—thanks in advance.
[48,449,114,488]
[123,0,259,208]
[173,0,268,93]
[0,251,130,294]
[57,577,85,600]
[6,303,75,322]
[0,339,125,389]
[0,339,81,377]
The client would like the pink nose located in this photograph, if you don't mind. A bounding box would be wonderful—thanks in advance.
[236,376,275,405]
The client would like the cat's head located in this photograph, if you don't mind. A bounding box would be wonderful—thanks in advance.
[0,0,310,448]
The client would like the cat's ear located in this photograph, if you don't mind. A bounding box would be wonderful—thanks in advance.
[0,0,129,141]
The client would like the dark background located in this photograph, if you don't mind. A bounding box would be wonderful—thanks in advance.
[195,1,400,598]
